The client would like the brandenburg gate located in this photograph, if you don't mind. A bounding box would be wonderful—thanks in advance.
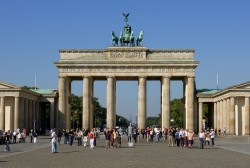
[55,47,199,130]
[55,14,199,131]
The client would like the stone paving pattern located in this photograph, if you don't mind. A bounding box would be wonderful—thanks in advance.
[1,135,250,168]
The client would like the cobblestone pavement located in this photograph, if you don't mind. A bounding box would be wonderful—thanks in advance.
[0,135,250,168]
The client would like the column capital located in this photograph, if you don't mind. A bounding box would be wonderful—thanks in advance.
[187,75,195,78]
[138,76,147,79]
[106,76,115,79]
[82,75,92,78]
[58,75,67,78]
[162,75,171,78]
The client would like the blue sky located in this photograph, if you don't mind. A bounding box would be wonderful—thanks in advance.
[1,1,250,120]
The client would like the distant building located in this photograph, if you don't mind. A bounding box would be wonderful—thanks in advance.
[0,81,57,132]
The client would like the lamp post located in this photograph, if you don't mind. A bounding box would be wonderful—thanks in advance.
[170,119,174,127]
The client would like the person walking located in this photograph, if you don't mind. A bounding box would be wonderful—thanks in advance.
[105,130,110,149]
[89,129,94,148]
[198,129,205,149]
[68,129,75,146]
[4,131,10,152]
[51,129,57,153]
[188,130,194,148]
[29,130,34,143]
[168,128,174,147]
[33,131,38,143]
[210,128,215,145]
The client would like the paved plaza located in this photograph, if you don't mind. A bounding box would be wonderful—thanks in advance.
[0,135,250,168]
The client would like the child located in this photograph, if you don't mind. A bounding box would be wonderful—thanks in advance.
[116,133,122,148]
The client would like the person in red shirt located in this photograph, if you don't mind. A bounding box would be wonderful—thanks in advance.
[89,129,94,148]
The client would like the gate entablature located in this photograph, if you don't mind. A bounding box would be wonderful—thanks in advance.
[56,47,198,79]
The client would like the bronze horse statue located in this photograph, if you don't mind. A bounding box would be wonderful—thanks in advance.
[111,31,119,46]
[136,30,144,46]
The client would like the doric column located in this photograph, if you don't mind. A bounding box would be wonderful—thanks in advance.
[83,76,90,129]
[199,102,203,131]
[50,102,55,129]
[244,97,250,135]
[58,76,66,129]
[19,97,25,130]
[24,98,29,130]
[65,77,71,130]
[214,102,217,130]
[226,99,230,134]
[186,76,194,130]
[89,78,94,129]
[0,96,5,131]
[107,76,116,129]
[229,97,235,135]
[35,101,39,131]
[32,100,36,131]
[113,79,116,128]
[28,100,33,131]
[222,99,227,130]
[161,76,170,129]
[217,101,220,130]
[220,100,223,130]
[14,97,20,131]
[138,76,147,130]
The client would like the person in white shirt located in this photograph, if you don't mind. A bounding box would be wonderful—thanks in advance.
[198,129,205,149]
[51,129,57,153]
[210,128,215,145]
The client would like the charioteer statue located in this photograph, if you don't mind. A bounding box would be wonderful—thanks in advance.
[111,13,143,47]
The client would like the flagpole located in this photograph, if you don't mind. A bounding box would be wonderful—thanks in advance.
[217,73,219,90]
[35,74,37,90]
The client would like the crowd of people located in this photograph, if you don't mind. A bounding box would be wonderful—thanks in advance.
[1,125,219,153]
[0,128,38,152]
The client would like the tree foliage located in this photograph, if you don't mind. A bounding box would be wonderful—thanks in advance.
[70,95,129,129]
[170,98,184,128]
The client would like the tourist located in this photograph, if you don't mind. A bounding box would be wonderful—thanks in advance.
[105,130,110,149]
[17,132,22,143]
[133,128,138,143]
[33,131,38,143]
[29,129,34,143]
[210,128,215,145]
[164,127,168,140]
[198,129,205,149]
[83,128,89,147]
[223,127,227,136]
[51,129,57,153]
[94,128,98,146]
[218,128,221,136]
[4,131,10,152]
[179,128,185,148]
[205,130,211,145]
[150,127,154,142]
[57,128,62,144]
[127,123,133,142]
[156,128,160,143]
[168,128,174,147]
[116,133,122,148]
[89,129,94,148]
[175,129,180,147]
[12,130,17,143]
[76,129,83,146]
[146,127,150,142]
[68,129,75,146]
[188,130,194,148]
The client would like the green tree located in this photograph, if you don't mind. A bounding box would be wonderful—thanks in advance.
[170,98,184,128]
[23,86,39,89]
[146,116,160,127]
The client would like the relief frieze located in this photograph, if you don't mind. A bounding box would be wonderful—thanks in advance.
[59,67,194,73]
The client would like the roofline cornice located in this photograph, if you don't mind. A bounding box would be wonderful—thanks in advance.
[58,48,195,54]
